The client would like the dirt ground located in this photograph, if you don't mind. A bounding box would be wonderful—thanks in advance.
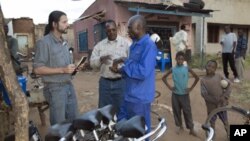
[28,66,250,141]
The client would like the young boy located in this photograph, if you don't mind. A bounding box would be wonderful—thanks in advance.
[162,51,199,136]
[200,60,231,134]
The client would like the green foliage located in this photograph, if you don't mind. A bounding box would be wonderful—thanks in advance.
[243,55,250,69]
[189,53,250,70]
[231,80,250,104]
[231,55,250,105]
[189,53,222,69]
[188,54,201,68]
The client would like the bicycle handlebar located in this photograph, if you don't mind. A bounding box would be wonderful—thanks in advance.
[232,106,250,116]
[135,118,167,141]
[202,124,214,141]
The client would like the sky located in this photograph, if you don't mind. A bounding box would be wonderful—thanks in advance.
[0,0,96,24]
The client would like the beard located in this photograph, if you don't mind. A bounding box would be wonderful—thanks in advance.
[57,26,68,34]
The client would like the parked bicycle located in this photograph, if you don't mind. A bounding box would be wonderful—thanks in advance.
[202,105,250,141]
[45,104,167,141]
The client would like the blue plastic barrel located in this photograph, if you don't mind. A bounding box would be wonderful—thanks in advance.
[0,75,27,106]
[18,75,27,93]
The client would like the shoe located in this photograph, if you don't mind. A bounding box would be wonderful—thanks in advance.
[176,126,184,134]
[234,78,240,83]
[189,129,197,136]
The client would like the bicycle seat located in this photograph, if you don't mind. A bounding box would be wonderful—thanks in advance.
[73,109,102,131]
[45,121,73,141]
[99,104,116,124]
[114,118,127,131]
[115,115,146,138]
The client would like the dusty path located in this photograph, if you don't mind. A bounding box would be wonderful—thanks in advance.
[28,68,249,141]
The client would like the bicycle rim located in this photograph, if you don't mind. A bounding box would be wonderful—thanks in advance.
[204,106,249,141]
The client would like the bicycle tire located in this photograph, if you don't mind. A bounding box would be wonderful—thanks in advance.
[204,106,249,140]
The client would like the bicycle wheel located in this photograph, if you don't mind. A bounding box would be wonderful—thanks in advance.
[204,106,249,141]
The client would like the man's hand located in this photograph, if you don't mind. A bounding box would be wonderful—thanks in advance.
[186,88,191,94]
[63,64,75,74]
[100,55,112,64]
[113,57,126,66]
[109,66,119,73]
[77,62,89,71]
[220,41,224,47]
[218,96,228,106]
[169,86,175,92]
[109,57,126,73]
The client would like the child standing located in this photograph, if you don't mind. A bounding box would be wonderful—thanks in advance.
[200,60,231,134]
[162,51,199,136]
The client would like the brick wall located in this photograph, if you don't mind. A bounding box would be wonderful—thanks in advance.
[13,18,34,33]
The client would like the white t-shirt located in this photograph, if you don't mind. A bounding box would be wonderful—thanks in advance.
[221,33,237,53]
[172,30,188,52]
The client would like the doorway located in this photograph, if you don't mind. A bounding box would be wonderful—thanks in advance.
[147,25,176,53]
[17,35,28,54]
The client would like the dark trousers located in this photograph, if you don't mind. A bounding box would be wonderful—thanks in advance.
[205,103,229,135]
[205,103,228,129]
[172,93,194,129]
[98,77,125,114]
[222,53,238,78]
[117,100,151,133]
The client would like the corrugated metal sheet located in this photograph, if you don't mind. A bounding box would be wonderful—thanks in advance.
[114,0,185,6]
[114,0,213,15]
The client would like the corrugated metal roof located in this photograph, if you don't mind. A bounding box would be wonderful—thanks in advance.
[114,0,184,6]
[115,0,213,16]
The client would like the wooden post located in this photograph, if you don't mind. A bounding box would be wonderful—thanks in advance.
[0,5,29,141]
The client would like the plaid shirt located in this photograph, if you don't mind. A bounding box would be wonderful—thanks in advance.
[235,36,248,58]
